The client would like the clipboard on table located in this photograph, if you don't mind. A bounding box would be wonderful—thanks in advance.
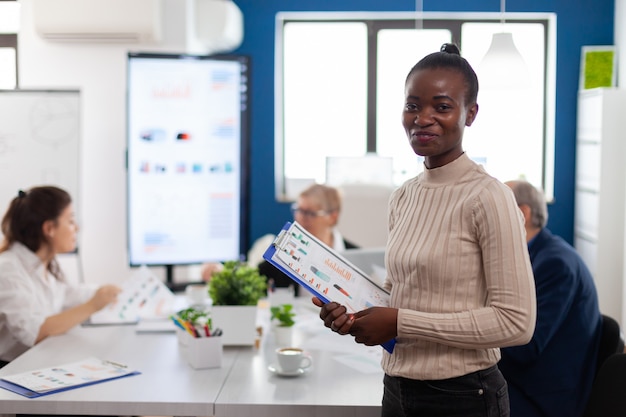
[263,221,396,353]
[0,357,140,398]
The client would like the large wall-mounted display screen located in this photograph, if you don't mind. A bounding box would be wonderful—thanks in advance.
[126,52,249,270]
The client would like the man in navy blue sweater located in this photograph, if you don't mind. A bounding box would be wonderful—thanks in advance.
[499,180,602,417]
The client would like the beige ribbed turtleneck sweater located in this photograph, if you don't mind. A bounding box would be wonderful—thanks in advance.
[382,153,536,380]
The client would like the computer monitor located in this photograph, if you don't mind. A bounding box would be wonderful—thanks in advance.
[326,155,394,187]
[126,52,249,287]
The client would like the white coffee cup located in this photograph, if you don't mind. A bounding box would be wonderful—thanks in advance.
[275,347,312,373]
[186,284,208,306]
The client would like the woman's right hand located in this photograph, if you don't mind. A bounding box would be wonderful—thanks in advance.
[312,297,354,335]
[89,285,121,311]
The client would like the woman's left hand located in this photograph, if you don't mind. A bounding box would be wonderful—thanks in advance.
[349,307,398,346]
[312,297,354,335]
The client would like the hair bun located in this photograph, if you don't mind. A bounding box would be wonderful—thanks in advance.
[440,43,461,55]
[17,190,26,198]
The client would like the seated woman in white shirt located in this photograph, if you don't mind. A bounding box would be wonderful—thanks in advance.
[0,186,121,367]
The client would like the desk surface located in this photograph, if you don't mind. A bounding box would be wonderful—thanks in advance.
[0,325,237,416]
[216,306,383,417]
[0,299,383,417]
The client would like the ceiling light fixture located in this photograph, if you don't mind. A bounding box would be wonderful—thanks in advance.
[479,0,530,89]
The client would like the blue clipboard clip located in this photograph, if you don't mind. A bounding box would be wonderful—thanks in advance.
[381,338,396,354]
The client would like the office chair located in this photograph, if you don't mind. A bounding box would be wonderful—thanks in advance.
[583,353,626,417]
[595,314,625,378]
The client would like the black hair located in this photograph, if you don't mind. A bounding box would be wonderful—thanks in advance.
[405,43,479,105]
[1,186,72,279]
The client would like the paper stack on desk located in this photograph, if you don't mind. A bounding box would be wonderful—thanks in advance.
[0,357,140,398]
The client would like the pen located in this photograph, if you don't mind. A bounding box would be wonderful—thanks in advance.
[193,324,208,338]
[189,322,200,338]
[170,316,187,332]
[180,319,197,337]
[103,359,127,368]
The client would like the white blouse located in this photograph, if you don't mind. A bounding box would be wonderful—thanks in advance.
[0,242,95,362]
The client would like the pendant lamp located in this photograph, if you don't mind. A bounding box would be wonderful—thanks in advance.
[479,0,529,89]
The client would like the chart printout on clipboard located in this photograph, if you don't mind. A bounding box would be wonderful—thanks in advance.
[263,221,396,353]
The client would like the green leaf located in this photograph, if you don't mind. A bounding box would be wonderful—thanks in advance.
[208,260,267,306]
[270,303,296,327]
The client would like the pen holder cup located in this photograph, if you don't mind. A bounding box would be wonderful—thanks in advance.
[181,333,223,369]
[176,327,189,346]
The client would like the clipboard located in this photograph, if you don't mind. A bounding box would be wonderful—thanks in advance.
[0,357,140,398]
[263,221,396,353]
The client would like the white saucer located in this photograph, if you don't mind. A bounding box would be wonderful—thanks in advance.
[268,363,307,377]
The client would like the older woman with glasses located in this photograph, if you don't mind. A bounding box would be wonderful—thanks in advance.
[202,184,358,296]
[289,184,356,250]
[259,183,358,296]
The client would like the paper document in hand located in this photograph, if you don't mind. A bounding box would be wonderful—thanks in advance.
[88,265,175,324]
[265,221,389,313]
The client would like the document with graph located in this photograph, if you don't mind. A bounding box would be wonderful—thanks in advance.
[0,357,140,398]
[263,221,395,353]
[86,265,175,325]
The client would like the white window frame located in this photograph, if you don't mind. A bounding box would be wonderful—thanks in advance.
[275,11,557,201]
[0,0,20,89]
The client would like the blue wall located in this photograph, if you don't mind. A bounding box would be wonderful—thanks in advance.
[232,0,615,248]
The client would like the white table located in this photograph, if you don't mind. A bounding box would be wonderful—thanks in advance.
[215,302,384,417]
[0,300,384,417]
[0,325,238,416]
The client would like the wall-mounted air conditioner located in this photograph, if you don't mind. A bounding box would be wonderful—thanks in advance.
[32,0,162,43]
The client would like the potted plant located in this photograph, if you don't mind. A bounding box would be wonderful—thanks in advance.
[208,260,267,306]
[208,260,267,346]
[270,303,295,327]
[270,304,296,347]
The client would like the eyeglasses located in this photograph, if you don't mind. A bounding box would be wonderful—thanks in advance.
[290,203,329,218]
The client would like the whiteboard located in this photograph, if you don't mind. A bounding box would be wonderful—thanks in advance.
[0,89,80,219]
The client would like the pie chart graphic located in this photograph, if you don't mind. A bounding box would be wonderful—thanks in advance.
[29,98,78,148]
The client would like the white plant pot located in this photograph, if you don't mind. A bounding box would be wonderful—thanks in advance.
[210,305,258,346]
[273,325,294,347]
[179,332,223,369]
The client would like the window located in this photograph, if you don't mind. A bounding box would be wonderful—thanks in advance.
[276,12,556,200]
[0,0,20,88]
[282,22,368,186]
